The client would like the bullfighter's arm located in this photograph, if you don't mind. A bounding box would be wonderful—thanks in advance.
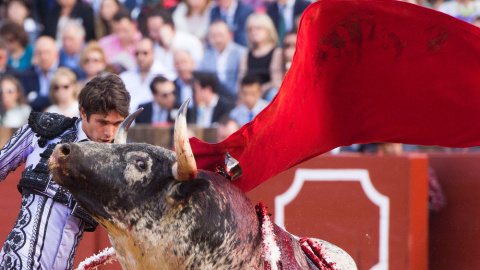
[0,124,35,182]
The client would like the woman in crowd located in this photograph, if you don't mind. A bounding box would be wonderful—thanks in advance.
[79,41,112,86]
[95,0,128,39]
[171,0,213,42]
[0,22,33,71]
[238,13,283,98]
[0,75,31,127]
[42,0,96,45]
[45,67,80,117]
[3,0,40,47]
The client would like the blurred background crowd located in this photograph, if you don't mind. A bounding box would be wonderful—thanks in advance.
[0,0,478,151]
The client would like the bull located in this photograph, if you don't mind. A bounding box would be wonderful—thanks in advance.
[49,101,357,270]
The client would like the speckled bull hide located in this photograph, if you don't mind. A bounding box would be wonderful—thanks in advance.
[49,103,357,270]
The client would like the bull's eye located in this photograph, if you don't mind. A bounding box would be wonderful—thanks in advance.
[136,160,146,170]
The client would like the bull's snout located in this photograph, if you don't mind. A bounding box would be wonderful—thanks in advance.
[50,143,74,169]
[58,144,71,156]
[50,143,77,186]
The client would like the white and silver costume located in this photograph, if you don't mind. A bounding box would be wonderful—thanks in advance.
[0,113,97,270]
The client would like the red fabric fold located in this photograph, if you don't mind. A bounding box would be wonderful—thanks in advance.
[191,0,480,192]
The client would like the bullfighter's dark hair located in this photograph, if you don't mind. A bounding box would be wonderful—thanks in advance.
[240,74,262,88]
[78,73,131,120]
[149,75,172,95]
[0,21,29,48]
[193,71,220,94]
[146,9,174,27]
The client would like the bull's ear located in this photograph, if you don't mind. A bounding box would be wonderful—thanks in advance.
[167,179,210,204]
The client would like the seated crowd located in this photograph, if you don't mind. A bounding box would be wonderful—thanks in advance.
[0,0,477,146]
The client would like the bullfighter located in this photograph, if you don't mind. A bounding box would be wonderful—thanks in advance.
[0,74,130,270]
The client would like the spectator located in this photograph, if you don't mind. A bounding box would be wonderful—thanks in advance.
[59,19,86,80]
[45,67,80,117]
[229,74,268,126]
[173,49,196,108]
[3,0,40,47]
[95,0,128,39]
[282,31,296,74]
[136,2,164,36]
[200,20,247,97]
[266,0,309,45]
[136,75,177,125]
[34,0,55,30]
[146,9,204,73]
[120,37,170,113]
[79,41,112,86]
[216,115,239,141]
[0,21,33,71]
[42,0,96,44]
[0,39,15,77]
[474,15,480,27]
[238,13,283,97]
[99,9,141,72]
[438,0,480,23]
[0,75,31,127]
[210,0,253,46]
[172,0,214,42]
[192,71,235,127]
[16,36,59,112]
[0,74,130,270]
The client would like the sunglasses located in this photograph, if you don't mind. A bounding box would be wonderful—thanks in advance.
[84,57,102,64]
[54,84,71,91]
[157,91,174,98]
[1,88,16,94]
[135,51,149,57]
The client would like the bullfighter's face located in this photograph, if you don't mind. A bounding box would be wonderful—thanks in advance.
[80,109,125,143]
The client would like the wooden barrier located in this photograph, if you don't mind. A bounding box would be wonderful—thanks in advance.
[428,153,480,270]
[246,153,429,270]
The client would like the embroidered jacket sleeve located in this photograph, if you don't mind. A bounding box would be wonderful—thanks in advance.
[0,124,36,182]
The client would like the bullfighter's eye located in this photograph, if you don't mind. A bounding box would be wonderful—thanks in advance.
[136,160,146,170]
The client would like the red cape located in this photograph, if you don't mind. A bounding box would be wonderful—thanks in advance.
[191,0,480,192]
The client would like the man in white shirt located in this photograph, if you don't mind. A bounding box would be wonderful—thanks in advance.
[120,37,170,113]
[229,74,269,126]
[136,75,177,125]
[173,50,196,111]
[145,9,203,76]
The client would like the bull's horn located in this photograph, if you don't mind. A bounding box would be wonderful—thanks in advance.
[172,99,197,181]
[114,108,144,144]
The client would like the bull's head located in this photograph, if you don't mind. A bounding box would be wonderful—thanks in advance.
[49,100,209,227]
